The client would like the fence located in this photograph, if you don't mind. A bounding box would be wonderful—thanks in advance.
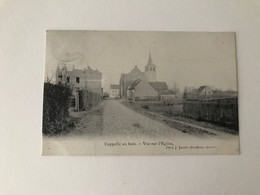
[77,90,102,110]
[183,97,238,130]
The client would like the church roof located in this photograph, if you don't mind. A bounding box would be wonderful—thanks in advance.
[148,82,168,92]
[128,79,142,90]
[129,66,142,74]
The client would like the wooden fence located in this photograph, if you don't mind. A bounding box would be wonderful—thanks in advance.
[76,90,102,110]
[183,97,238,130]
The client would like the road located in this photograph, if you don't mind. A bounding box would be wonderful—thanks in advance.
[42,99,239,155]
[101,99,188,138]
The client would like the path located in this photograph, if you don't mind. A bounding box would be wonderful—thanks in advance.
[101,99,189,138]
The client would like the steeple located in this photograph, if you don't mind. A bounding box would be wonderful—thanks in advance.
[147,53,153,65]
[144,53,157,82]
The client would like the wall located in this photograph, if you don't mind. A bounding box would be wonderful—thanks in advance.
[110,88,120,98]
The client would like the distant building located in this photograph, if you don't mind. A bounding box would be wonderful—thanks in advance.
[110,84,120,98]
[198,86,213,97]
[119,66,144,98]
[56,64,103,96]
[127,79,159,101]
[119,53,168,100]
[160,90,177,101]
[183,85,237,100]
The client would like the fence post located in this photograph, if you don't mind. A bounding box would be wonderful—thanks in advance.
[75,89,79,112]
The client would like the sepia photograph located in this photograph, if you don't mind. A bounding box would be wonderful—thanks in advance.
[42,30,239,155]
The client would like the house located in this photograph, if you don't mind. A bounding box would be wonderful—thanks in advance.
[198,86,213,98]
[110,84,120,98]
[183,86,213,100]
[127,79,159,101]
[85,66,103,95]
[56,64,103,96]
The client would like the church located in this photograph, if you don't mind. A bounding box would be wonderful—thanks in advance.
[119,54,169,101]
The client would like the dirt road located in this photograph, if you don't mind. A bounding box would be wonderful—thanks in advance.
[42,99,239,155]
[101,99,188,138]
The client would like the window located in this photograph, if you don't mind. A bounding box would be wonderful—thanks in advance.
[153,67,155,71]
[58,75,62,78]
[76,77,80,83]
[67,77,70,83]
[150,67,152,71]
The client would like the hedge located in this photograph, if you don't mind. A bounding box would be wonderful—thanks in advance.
[42,83,72,135]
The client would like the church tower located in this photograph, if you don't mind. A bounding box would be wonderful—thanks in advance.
[144,53,157,82]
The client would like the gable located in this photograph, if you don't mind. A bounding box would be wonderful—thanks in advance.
[134,80,158,97]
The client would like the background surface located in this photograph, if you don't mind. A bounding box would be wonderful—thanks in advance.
[0,0,260,194]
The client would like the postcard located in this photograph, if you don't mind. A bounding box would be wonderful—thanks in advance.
[42,31,239,155]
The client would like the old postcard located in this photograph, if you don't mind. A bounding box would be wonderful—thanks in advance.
[42,31,239,155]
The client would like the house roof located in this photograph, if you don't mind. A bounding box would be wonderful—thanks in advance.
[110,84,120,89]
[198,86,211,91]
[69,69,84,75]
[128,79,142,90]
[148,82,168,92]
[85,66,101,74]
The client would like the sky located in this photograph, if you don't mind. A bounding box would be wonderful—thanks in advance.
[45,31,238,92]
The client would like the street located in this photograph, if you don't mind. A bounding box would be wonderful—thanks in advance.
[42,99,239,155]
[101,99,188,138]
